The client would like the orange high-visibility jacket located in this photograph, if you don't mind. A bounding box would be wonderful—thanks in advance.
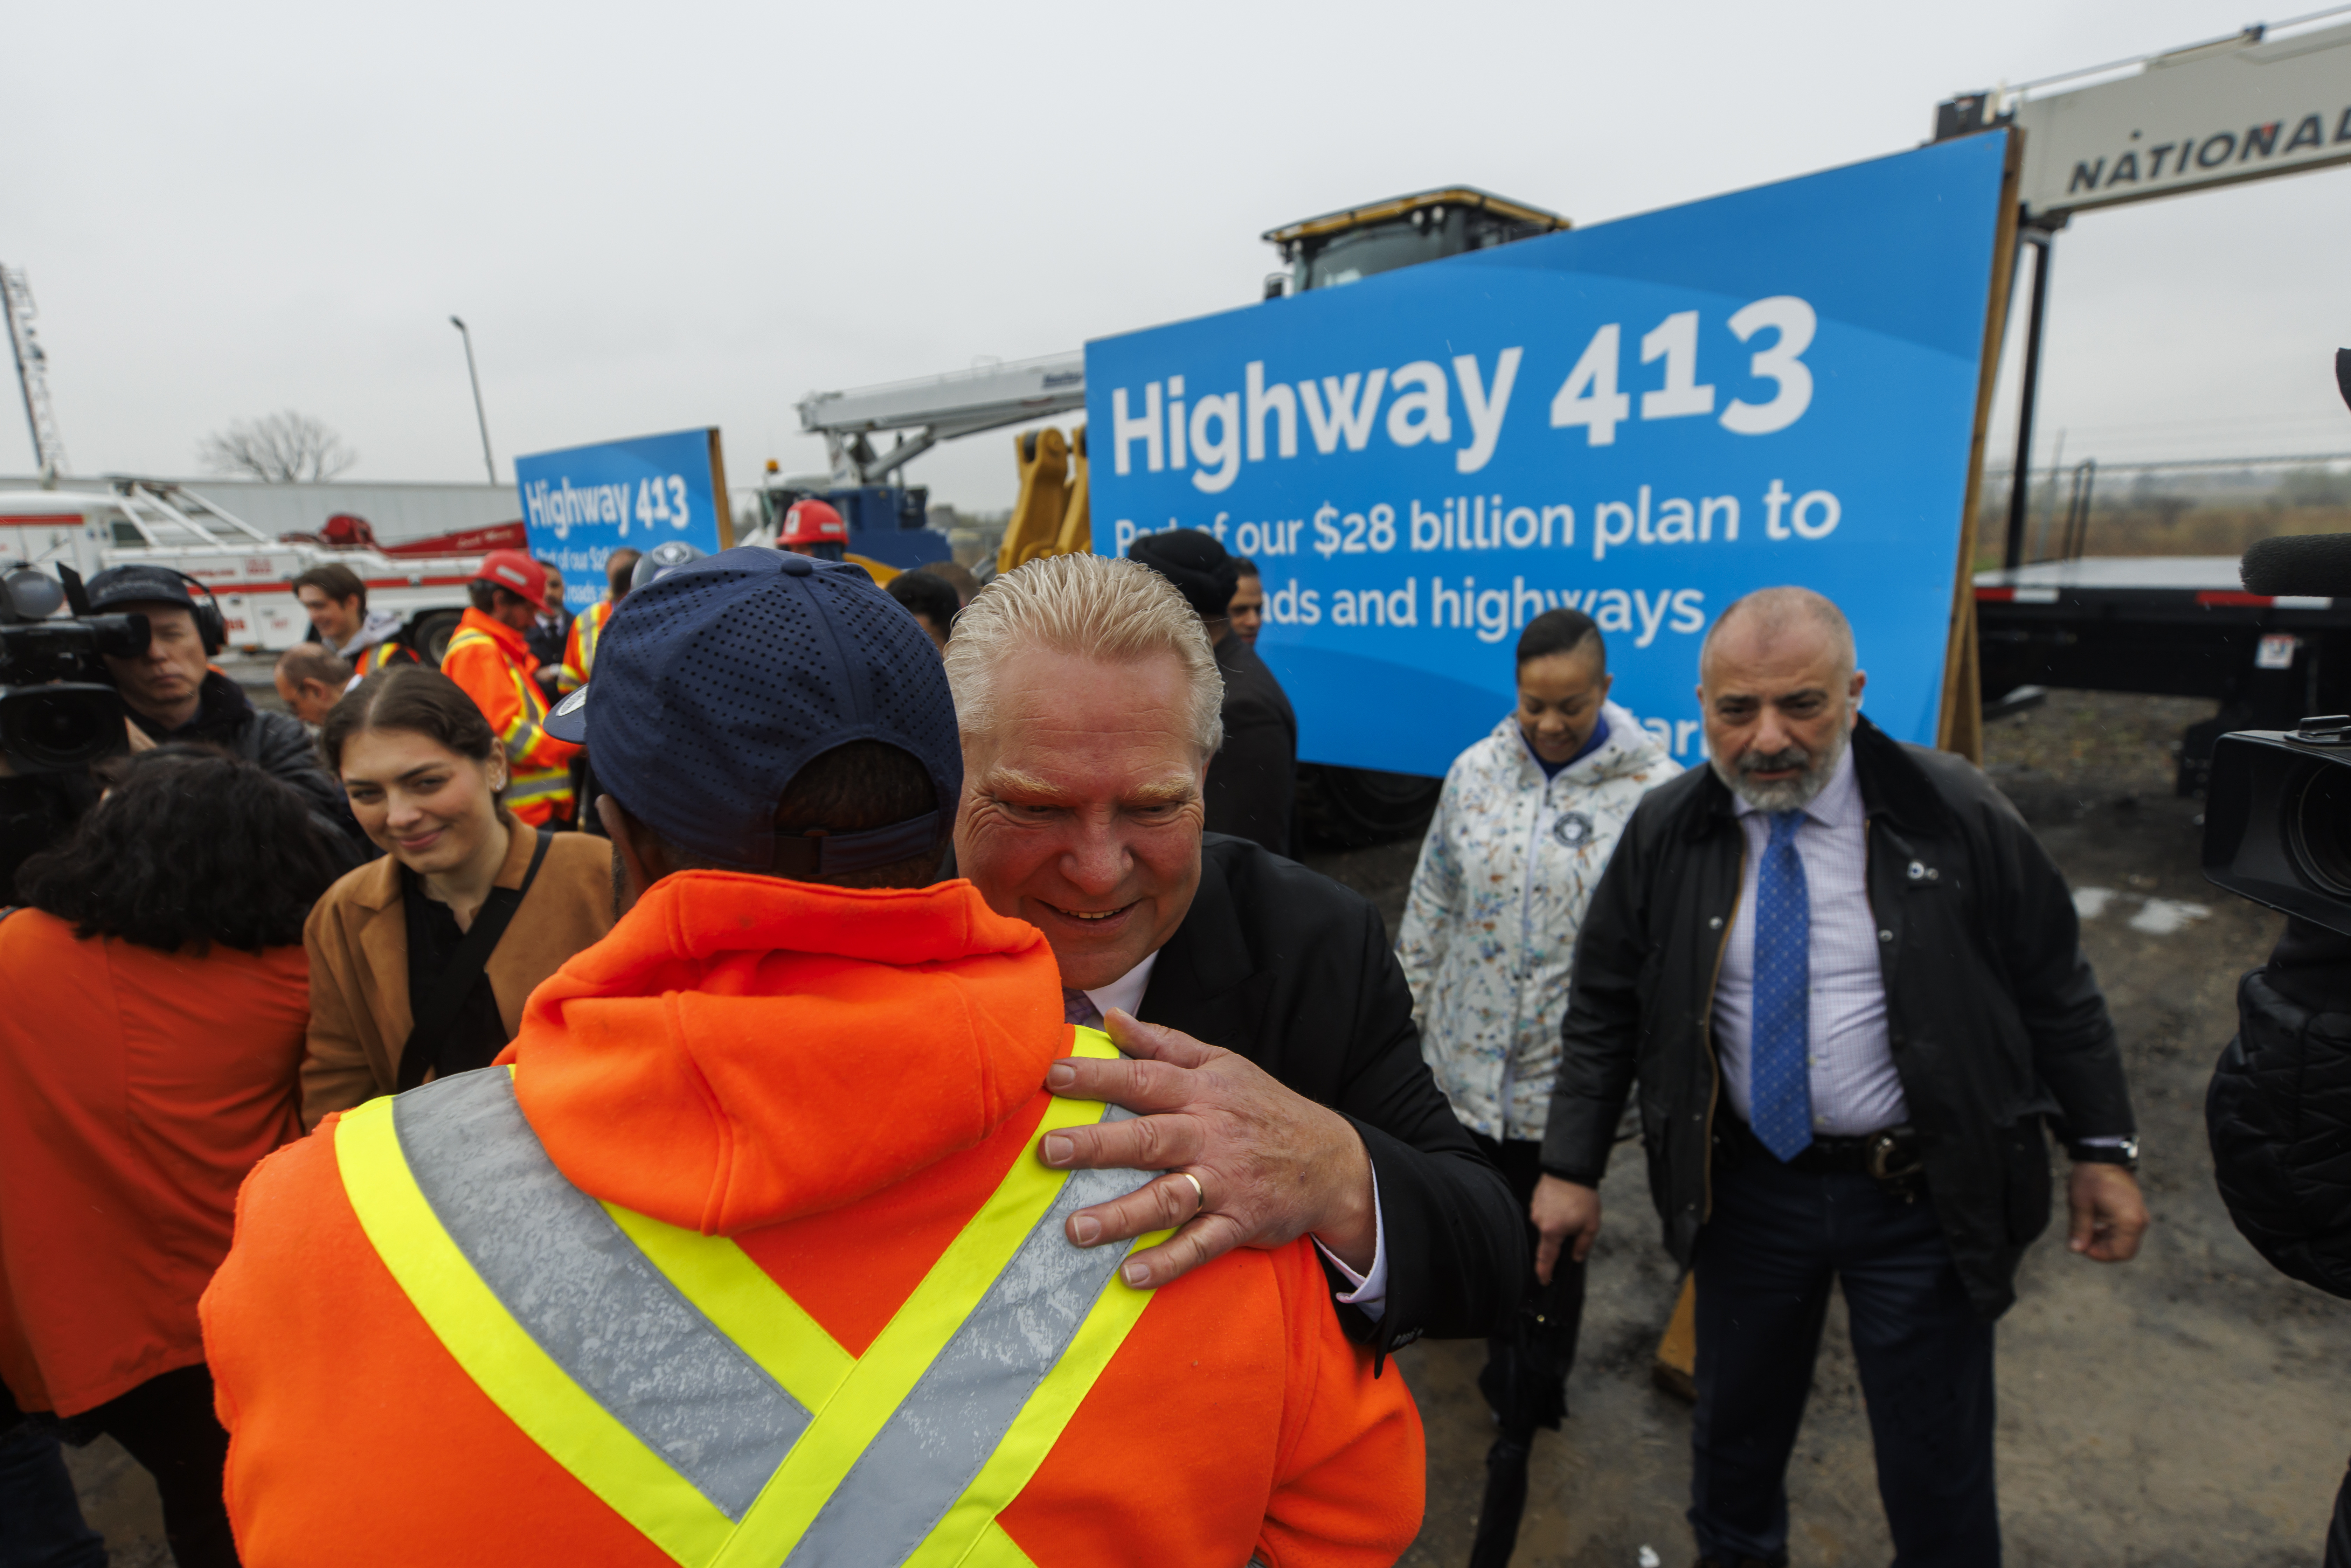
[349,640,415,676]
[202,875,1423,1568]
[439,606,579,827]
[558,598,612,691]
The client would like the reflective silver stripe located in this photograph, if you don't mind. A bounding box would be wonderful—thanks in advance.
[393,1069,806,1521]
[501,769,572,802]
[784,1113,1147,1568]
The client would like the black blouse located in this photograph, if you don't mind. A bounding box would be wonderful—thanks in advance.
[399,865,511,1083]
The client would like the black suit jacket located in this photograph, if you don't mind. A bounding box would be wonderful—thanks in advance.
[1204,638,1297,856]
[1139,834,1523,1359]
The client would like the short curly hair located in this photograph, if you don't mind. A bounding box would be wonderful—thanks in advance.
[16,746,342,952]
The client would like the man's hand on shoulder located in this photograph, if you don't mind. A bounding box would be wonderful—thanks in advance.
[1037,1010,1376,1289]
[2067,1162,2149,1263]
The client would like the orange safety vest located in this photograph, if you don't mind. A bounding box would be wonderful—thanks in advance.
[202,874,1423,1568]
[350,640,416,677]
[558,599,612,692]
[439,607,579,827]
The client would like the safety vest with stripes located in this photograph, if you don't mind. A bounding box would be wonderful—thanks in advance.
[560,599,612,692]
[351,640,416,676]
[441,613,575,827]
[333,1030,1166,1568]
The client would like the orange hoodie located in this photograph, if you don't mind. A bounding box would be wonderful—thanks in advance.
[202,873,1423,1568]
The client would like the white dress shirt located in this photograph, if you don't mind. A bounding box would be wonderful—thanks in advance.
[1711,744,1910,1137]
[1085,949,1388,1319]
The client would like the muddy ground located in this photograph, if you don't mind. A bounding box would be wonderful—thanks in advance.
[62,691,2350,1566]
[1307,691,2350,1568]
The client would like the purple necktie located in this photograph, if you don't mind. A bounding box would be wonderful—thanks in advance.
[1062,988,1103,1028]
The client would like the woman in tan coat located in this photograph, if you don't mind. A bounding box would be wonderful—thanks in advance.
[301,665,613,1128]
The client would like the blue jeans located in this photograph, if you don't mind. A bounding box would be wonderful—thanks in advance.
[1689,1154,1999,1567]
[0,1417,105,1568]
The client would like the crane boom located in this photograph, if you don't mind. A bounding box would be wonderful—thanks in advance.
[796,351,1084,485]
[1,265,68,487]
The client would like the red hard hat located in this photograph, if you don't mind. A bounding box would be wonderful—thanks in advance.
[781,498,848,546]
[476,548,550,611]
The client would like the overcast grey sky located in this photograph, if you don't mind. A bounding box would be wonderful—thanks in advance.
[6,0,2348,512]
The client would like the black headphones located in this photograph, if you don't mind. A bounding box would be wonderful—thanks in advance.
[165,569,230,655]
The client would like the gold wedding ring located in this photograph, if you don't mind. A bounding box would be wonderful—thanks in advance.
[1175,1170,1206,1211]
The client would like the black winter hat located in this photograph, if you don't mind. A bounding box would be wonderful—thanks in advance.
[1126,529,1240,620]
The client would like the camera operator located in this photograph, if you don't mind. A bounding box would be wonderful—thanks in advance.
[2202,492,2351,1567]
[2209,915,2351,1561]
[85,565,364,863]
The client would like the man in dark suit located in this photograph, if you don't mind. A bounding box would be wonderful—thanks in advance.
[946,550,1521,1357]
[1127,530,1297,856]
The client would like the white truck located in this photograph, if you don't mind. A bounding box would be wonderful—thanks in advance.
[0,479,493,661]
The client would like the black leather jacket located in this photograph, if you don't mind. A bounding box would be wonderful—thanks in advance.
[1541,717,2135,1319]
[134,671,367,865]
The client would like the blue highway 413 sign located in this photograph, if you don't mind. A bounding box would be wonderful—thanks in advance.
[516,427,733,613]
[1086,136,2011,777]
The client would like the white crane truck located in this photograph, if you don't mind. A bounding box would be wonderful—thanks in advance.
[0,479,490,661]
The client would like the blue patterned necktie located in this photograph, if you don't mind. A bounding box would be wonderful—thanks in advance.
[1750,810,1815,1161]
[1063,988,1104,1029]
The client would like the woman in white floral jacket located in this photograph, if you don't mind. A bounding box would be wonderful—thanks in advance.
[1397,607,1679,1568]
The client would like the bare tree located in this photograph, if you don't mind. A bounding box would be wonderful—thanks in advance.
[197,411,358,483]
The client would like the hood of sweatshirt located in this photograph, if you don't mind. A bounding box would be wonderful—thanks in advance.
[1493,699,1677,790]
[333,606,408,658]
[501,871,1066,1236]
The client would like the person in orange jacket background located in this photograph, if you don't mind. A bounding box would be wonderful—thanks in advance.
[202,547,1423,1568]
[556,546,639,692]
[438,548,578,827]
[1,747,344,1568]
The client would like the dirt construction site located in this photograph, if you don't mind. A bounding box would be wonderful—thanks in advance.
[1315,691,2351,1568]
[62,690,2351,1566]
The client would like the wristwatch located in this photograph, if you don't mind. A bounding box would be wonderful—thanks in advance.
[2069,1137,2140,1174]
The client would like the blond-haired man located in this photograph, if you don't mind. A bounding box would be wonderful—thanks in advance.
[945,552,1521,1358]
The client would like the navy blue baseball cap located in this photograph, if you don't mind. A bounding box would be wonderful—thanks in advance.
[545,547,959,875]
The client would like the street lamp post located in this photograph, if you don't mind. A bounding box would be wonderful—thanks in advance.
[449,315,497,484]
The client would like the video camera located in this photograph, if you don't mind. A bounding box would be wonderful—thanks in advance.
[2202,351,2351,935]
[0,563,151,775]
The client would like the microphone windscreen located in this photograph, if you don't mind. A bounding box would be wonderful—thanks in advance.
[2242,532,2351,597]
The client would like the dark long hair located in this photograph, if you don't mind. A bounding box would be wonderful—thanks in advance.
[320,664,500,784]
[16,746,342,952]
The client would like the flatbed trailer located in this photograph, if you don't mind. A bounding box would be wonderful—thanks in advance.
[1973,555,2351,793]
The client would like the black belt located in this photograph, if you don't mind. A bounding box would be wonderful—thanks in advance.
[1718,1113,1927,1195]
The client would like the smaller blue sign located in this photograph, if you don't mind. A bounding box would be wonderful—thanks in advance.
[516,428,730,612]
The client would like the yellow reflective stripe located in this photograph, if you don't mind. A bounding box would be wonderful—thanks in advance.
[901,1027,1159,1567]
[578,603,607,675]
[335,1093,734,1568]
[707,1033,1126,1568]
[503,773,574,809]
[959,1521,1040,1568]
[604,1206,855,1415]
[902,1231,1163,1568]
[346,1025,1138,1567]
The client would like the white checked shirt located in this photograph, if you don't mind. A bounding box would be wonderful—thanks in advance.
[1711,743,1910,1137]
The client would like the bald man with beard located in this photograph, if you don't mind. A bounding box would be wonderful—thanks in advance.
[1535,587,2146,1568]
